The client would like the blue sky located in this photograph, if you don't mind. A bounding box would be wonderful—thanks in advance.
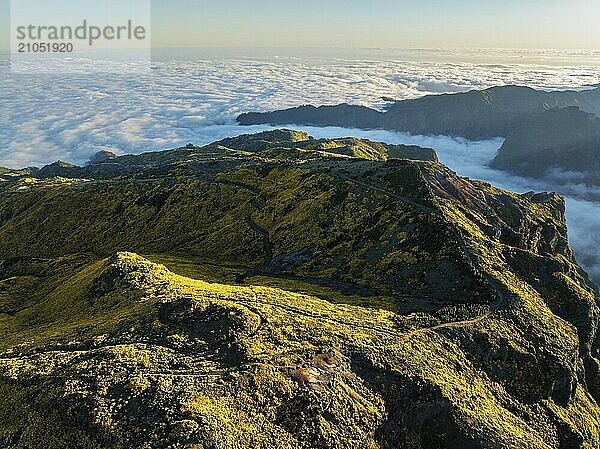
[1,0,599,50]
[150,0,600,49]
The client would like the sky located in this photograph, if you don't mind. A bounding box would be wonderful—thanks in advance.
[0,0,599,50]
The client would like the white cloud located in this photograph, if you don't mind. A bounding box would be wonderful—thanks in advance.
[2,52,599,167]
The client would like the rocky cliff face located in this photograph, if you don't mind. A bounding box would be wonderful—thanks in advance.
[492,107,600,185]
[0,130,598,449]
[237,103,383,129]
[87,150,118,166]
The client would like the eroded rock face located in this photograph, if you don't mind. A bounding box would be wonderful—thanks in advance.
[492,107,600,187]
[237,86,600,139]
[0,131,598,448]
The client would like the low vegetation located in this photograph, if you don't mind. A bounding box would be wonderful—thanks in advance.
[0,130,598,448]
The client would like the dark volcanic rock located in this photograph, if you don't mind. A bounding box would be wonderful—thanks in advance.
[238,104,382,129]
[238,85,600,140]
[492,107,600,184]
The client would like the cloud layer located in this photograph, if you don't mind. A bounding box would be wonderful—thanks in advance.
[2,52,600,167]
[0,51,599,283]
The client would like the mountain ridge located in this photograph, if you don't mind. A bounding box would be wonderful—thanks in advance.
[237,85,600,187]
[0,130,598,448]
[238,85,600,138]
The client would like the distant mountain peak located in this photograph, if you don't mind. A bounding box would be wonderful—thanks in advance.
[87,150,117,166]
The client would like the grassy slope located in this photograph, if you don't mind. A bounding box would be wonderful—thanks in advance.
[0,253,597,448]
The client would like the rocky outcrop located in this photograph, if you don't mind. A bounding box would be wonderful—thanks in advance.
[491,107,600,185]
[238,103,382,129]
[87,150,118,165]
[36,160,77,178]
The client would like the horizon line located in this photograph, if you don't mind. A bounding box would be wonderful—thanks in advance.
[2,46,600,52]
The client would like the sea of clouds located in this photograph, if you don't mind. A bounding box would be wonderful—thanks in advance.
[2,50,600,167]
[0,49,599,283]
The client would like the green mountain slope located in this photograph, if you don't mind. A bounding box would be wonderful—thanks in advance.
[0,130,598,449]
